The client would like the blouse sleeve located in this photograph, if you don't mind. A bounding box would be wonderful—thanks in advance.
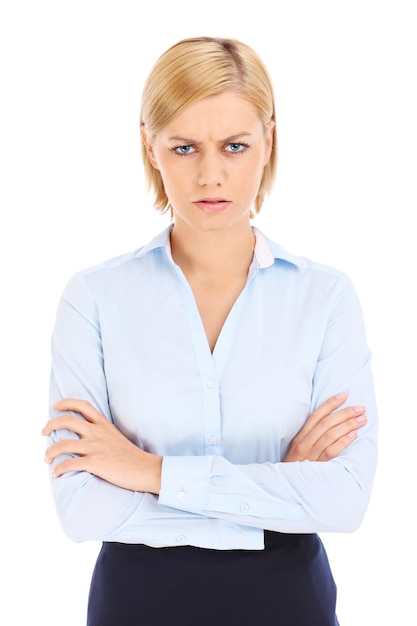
[158,274,378,533]
[47,272,208,543]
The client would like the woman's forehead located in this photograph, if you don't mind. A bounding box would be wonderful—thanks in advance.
[159,92,262,140]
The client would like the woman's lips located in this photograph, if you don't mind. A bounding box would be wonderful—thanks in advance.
[193,198,231,213]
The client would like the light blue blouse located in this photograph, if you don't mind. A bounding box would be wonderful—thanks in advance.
[48,225,378,550]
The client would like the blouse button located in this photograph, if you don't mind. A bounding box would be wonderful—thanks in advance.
[207,378,216,388]
[240,503,249,513]
[208,436,218,446]
[177,491,186,501]
[236,533,246,543]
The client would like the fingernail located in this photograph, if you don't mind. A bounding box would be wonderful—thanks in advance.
[335,392,347,400]
[354,406,365,413]
[356,414,367,423]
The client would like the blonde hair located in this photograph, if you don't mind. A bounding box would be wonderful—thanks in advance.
[140,36,277,215]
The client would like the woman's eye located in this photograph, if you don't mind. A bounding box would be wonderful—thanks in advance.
[172,145,196,155]
[224,143,248,153]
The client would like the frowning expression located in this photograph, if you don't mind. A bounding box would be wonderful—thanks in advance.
[143,91,274,233]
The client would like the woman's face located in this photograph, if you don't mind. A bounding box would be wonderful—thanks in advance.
[143,91,274,234]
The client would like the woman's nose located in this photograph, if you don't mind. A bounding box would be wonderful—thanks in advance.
[197,152,225,187]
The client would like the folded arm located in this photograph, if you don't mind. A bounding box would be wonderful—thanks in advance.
[44,271,377,541]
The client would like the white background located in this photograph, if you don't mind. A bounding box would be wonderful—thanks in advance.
[1,1,416,624]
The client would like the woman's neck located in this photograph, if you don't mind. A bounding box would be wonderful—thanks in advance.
[170,220,256,279]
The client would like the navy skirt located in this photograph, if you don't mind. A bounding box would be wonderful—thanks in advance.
[87,532,339,625]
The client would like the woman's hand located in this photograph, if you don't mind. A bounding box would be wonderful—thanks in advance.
[42,399,162,494]
[284,393,367,462]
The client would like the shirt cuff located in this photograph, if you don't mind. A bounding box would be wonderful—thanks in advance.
[159,455,211,514]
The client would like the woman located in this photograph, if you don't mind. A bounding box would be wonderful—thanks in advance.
[43,37,378,625]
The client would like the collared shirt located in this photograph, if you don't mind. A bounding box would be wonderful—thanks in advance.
[48,225,378,550]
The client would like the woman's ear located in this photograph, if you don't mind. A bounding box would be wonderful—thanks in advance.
[141,125,159,169]
[263,120,275,166]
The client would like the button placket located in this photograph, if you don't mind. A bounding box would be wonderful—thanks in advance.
[202,370,222,455]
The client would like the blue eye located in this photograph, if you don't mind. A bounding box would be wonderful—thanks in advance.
[225,143,248,153]
[172,145,196,155]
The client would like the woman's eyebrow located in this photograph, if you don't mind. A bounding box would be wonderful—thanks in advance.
[221,132,252,143]
[167,132,253,144]
[168,136,200,144]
